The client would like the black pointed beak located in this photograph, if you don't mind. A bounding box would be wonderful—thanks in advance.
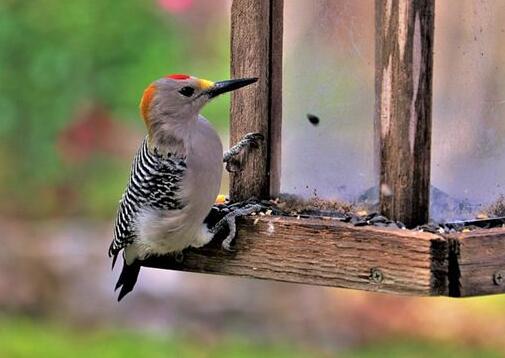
[207,77,258,98]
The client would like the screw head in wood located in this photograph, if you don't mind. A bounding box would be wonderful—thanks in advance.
[370,268,384,284]
[493,270,505,286]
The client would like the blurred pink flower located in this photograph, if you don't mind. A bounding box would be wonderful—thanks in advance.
[158,0,193,13]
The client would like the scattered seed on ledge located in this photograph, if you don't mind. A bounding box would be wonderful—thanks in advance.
[209,195,505,235]
[356,210,368,217]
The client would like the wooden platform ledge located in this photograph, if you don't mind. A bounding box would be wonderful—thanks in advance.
[142,216,505,297]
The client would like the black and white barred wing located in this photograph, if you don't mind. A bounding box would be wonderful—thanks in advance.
[109,138,186,262]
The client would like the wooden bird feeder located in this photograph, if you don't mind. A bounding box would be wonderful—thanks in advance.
[145,0,505,297]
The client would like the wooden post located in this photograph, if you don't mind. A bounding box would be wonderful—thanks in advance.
[229,0,283,202]
[375,0,435,227]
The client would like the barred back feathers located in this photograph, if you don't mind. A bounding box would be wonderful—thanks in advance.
[109,137,186,262]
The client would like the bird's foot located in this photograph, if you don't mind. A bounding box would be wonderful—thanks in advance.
[210,203,263,251]
[223,132,264,173]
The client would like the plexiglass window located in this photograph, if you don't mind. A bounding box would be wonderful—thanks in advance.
[282,1,375,202]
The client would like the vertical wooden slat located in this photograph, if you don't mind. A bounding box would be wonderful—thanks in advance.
[269,0,283,197]
[375,0,435,228]
[229,0,283,202]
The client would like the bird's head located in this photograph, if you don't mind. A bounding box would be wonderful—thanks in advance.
[140,74,257,139]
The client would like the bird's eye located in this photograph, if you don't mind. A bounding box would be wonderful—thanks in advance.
[178,86,195,97]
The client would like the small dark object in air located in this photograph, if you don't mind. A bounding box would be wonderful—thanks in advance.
[306,113,320,126]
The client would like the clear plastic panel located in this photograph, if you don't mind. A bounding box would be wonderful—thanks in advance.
[432,0,505,220]
[281,1,375,201]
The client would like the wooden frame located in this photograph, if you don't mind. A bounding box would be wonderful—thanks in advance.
[144,0,505,298]
[143,216,505,297]
[230,0,434,227]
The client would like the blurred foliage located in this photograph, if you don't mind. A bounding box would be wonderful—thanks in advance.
[0,0,230,218]
[0,317,323,358]
[0,317,502,358]
[344,340,502,358]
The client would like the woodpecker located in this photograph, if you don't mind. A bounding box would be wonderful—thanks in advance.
[109,74,258,301]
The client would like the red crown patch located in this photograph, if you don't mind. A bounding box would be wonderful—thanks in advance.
[166,74,190,80]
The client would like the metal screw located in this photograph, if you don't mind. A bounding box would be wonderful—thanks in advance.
[370,268,384,284]
[493,270,505,286]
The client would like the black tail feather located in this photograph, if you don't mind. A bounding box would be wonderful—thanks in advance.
[111,253,118,270]
[115,260,141,302]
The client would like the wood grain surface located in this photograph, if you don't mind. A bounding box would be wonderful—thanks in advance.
[229,0,283,202]
[446,228,505,297]
[142,216,448,296]
[375,0,435,227]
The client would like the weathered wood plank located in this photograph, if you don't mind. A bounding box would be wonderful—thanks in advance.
[229,0,282,201]
[142,216,448,296]
[445,228,505,297]
[229,0,270,201]
[375,0,435,227]
[269,0,283,197]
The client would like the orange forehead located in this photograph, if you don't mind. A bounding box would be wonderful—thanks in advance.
[140,84,156,123]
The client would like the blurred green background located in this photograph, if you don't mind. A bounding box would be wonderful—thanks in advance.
[0,0,230,218]
[1,0,505,357]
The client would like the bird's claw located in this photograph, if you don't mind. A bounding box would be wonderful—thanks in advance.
[242,132,264,148]
[210,203,263,252]
[223,132,264,173]
[225,158,242,173]
[221,238,236,252]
